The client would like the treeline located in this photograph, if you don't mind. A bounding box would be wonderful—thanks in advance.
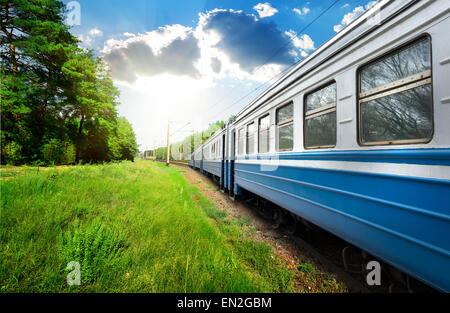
[1,0,138,165]
[148,121,225,161]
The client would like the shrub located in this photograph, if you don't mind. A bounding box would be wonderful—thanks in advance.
[58,219,126,285]
[41,139,76,165]
[2,141,23,165]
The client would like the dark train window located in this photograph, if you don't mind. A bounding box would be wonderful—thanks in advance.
[358,36,433,145]
[247,122,256,155]
[238,128,245,155]
[276,103,293,151]
[304,82,337,149]
[259,114,270,153]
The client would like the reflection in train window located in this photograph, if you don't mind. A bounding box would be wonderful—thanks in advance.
[238,128,245,155]
[305,82,337,149]
[359,37,433,145]
[277,103,293,151]
[259,114,270,153]
[247,122,256,155]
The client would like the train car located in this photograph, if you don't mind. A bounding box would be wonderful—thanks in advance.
[202,127,226,187]
[193,146,202,171]
[224,0,450,292]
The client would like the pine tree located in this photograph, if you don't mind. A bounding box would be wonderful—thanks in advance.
[1,0,78,163]
[1,0,138,164]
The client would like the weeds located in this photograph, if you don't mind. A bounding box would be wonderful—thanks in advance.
[58,219,126,285]
[0,160,295,292]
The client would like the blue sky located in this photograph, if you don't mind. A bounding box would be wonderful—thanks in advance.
[63,0,378,151]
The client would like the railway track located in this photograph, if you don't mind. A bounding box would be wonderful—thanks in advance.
[147,159,189,167]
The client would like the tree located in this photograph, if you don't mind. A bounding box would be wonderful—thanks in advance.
[1,0,139,165]
[108,117,139,161]
[1,0,78,163]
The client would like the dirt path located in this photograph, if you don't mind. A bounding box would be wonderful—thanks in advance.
[174,164,349,293]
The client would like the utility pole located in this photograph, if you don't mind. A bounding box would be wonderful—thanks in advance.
[166,120,170,166]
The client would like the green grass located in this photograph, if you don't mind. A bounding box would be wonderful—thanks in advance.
[0,160,295,292]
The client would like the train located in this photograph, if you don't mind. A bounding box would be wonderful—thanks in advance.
[188,0,450,292]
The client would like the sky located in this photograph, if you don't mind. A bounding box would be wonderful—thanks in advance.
[62,0,378,151]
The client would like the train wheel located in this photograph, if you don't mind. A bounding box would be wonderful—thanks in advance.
[272,208,282,228]
[284,214,298,235]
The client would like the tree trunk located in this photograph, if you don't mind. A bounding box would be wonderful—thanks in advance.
[2,2,18,72]
[75,115,85,163]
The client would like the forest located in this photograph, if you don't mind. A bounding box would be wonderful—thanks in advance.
[1,0,138,165]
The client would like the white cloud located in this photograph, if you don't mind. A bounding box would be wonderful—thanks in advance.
[365,1,378,10]
[341,6,365,26]
[253,3,278,18]
[77,34,93,46]
[333,1,378,32]
[88,27,103,37]
[333,24,344,32]
[293,7,310,16]
[77,28,103,47]
[102,9,306,86]
[102,24,193,55]
[285,30,315,58]
[102,25,201,84]
[341,3,350,8]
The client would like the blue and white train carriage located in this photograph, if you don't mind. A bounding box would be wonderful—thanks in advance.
[202,127,226,188]
[189,0,450,292]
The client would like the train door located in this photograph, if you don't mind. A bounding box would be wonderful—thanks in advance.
[229,129,235,197]
[221,134,225,190]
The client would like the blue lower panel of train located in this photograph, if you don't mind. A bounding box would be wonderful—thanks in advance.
[225,160,229,190]
[203,160,222,178]
[234,162,450,292]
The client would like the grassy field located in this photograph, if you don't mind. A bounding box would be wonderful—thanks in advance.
[1,160,297,292]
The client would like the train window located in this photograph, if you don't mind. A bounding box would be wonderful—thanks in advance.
[358,36,433,145]
[304,82,337,149]
[259,114,270,153]
[247,122,256,154]
[238,128,245,155]
[276,103,293,151]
